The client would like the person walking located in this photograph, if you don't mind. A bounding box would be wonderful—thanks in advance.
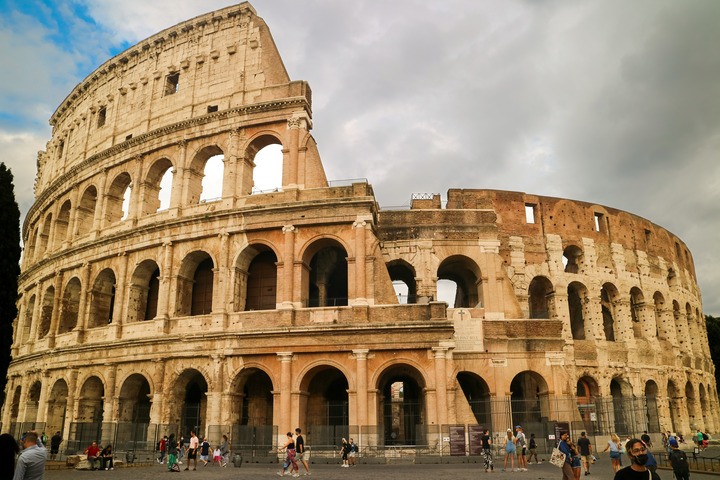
[157,435,167,464]
[668,438,690,480]
[49,431,62,461]
[13,431,46,480]
[603,433,622,473]
[166,434,178,472]
[184,431,199,471]
[339,438,351,468]
[220,434,229,467]
[528,433,539,464]
[177,435,185,465]
[349,438,358,467]
[277,431,299,477]
[577,431,592,476]
[200,437,211,466]
[502,428,516,472]
[295,428,311,475]
[515,425,527,471]
[481,428,493,472]
[558,431,574,480]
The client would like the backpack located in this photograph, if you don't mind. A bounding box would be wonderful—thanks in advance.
[703,433,709,441]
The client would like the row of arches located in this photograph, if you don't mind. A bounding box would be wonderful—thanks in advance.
[25,141,283,267]
[527,275,706,348]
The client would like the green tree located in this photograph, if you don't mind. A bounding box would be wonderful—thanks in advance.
[705,315,720,390]
[0,163,21,410]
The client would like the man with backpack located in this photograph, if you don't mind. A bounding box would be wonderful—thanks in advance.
[349,438,358,467]
[669,439,690,480]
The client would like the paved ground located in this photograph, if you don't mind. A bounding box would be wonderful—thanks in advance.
[40,453,720,480]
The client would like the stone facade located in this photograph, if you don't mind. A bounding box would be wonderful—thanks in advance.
[3,2,716,452]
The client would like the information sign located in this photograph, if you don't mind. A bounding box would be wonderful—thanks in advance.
[450,425,466,456]
[468,425,484,456]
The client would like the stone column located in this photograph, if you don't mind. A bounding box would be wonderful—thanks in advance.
[149,361,166,427]
[169,141,186,210]
[206,355,224,442]
[353,349,369,427]
[28,284,42,343]
[213,234,230,315]
[352,219,368,304]
[285,118,301,187]
[48,272,64,348]
[433,347,449,425]
[277,352,293,440]
[92,169,109,234]
[113,253,129,338]
[102,365,117,445]
[281,226,295,308]
[76,263,92,343]
[157,241,173,320]
[36,371,51,424]
[62,369,79,439]
[127,155,144,221]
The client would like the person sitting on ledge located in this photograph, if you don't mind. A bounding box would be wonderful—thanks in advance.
[84,441,101,471]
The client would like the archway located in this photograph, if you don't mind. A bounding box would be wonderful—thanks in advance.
[456,372,491,427]
[510,371,550,434]
[567,282,588,339]
[117,374,152,450]
[686,382,698,431]
[142,158,174,214]
[76,185,98,237]
[644,380,660,433]
[653,292,666,340]
[252,143,283,194]
[245,250,278,311]
[699,384,710,432]
[304,240,348,307]
[437,255,482,308]
[89,269,116,328]
[528,276,553,319]
[176,252,214,317]
[610,378,634,435]
[667,380,680,434]
[75,376,105,447]
[46,379,69,436]
[387,260,418,304]
[58,278,81,334]
[25,381,42,425]
[169,369,209,437]
[127,260,160,322]
[54,200,71,249]
[377,364,426,446]
[38,286,55,339]
[300,366,349,446]
[563,245,583,274]
[576,376,599,433]
[22,295,35,343]
[630,287,645,338]
[230,368,275,453]
[105,172,132,224]
[601,283,619,341]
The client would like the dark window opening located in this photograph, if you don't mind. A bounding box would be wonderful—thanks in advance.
[125,134,133,141]
[144,268,160,320]
[97,107,106,128]
[191,258,214,316]
[568,284,585,340]
[207,105,218,113]
[58,140,65,160]
[308,246,348,307]
[245,251,278,311]
[594,212,605,233]
[165,73,180,96]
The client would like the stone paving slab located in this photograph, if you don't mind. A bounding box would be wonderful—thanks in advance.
[40,457,720,480]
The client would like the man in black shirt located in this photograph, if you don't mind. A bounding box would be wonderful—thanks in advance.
[641,431,652,448]
[481,429,493,472]
[295,428,311,475]
[50,431,62,460]
[669,439,690,480]
[614,438,655,480]
[577,431,592,476]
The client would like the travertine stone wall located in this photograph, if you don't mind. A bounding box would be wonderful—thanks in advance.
[4,2,715,450]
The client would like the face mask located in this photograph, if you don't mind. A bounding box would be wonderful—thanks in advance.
[634,454,648,466]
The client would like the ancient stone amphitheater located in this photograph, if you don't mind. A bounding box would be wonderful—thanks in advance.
[3,2,715,457]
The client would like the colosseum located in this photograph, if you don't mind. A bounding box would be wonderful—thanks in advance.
[2,2,716,457]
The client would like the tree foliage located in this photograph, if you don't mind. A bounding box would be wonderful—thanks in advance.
[0,163,21,410]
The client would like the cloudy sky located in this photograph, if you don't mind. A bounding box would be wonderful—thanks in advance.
[1,0,718,314]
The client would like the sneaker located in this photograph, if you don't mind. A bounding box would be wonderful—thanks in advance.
[184,468,189,471]
[293,475,300,478]
[105,468,109,471]
[277,473,284,477]
[304,473,312,476]
[110,468,114,471]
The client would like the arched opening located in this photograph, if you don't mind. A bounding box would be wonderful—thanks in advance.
[644,381,660,433]
[10,386,22,428]
[38,286,55,339]
[610,378,634,436]
[528,276,554,319]
[252,143,283,194]
[601,283,618,341]
[200,155,224,203]
[142,159,174,214]
[88,269,116,328]
[387,260,417,304]
[76,186,98,237]
[305,240,348,307]
[26,227,38,264]
[576,376,600,433]
[699,384,710,432]
[37,213,52,255]
[168,370,208,437]
[46,379,69,437]
[686,381,698,431]
[568,282,587,340]
[105,172,132,225]
[653,292,665,339]
[230,368,275,454]
[117,374,151,450]
[456,372,491,427]
[58,277,81,334]
[299,366,349,447]
[437,255,482,308]
[245,250,278,311]
[510,371,551,432]
[76,376,105,447]
[22,295,35,343]
[563,245,583,274]
[377,364,426,446]
[53,201,71,250]
[25,381,42,425]
[127,260,160,322]
[667,380,680,434]
[630,287,645,338]
[176,252,214,317]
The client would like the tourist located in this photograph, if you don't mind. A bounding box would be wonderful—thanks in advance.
[295,428,311,475]
[339,438,351,468]
[184,431,199,471]
[558,431,574,480]
[177,435,185,464]
[641,430,652,448]
[577,431,592,476]
[277,431,299,476]
[49,431,62,460]
[157,435,167,464]
[166,434,178,472]
[502,428,516,472]
[212,445,222,466]
[220,434,229,467]
[567,437,581,480]
[603,433,622,473]
[84,441,101,471]
[613,438,656,480]
[528,433,539,464]
[40,433,48,447]
[200,437,211,466]
[0,433,20,479]
[349,438,358,466]
[515,425,527,471]
[481,428,493,472]
[100,444,114,470]
[668,438,690,480]
[13,431,46,480]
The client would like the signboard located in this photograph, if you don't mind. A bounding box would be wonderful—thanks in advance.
[590,413,597,421]
[554,422,570,447]
[450,425,466,456]
[468,425,485,456]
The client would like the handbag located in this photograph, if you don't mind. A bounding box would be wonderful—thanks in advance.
[550,447,566,468]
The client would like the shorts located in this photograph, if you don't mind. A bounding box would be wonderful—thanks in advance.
[188,451,197,459]
[581,455,591,463]
[200,454,209,461]
[349,452,355,457]
[572,456,582,468]
[51,447,59,454]
[520,447,526,456]
[297,451,310,461]
[610,451,621,460]
[529,448,537,454]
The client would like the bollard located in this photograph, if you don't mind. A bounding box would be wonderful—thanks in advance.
[233,453,243,467]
